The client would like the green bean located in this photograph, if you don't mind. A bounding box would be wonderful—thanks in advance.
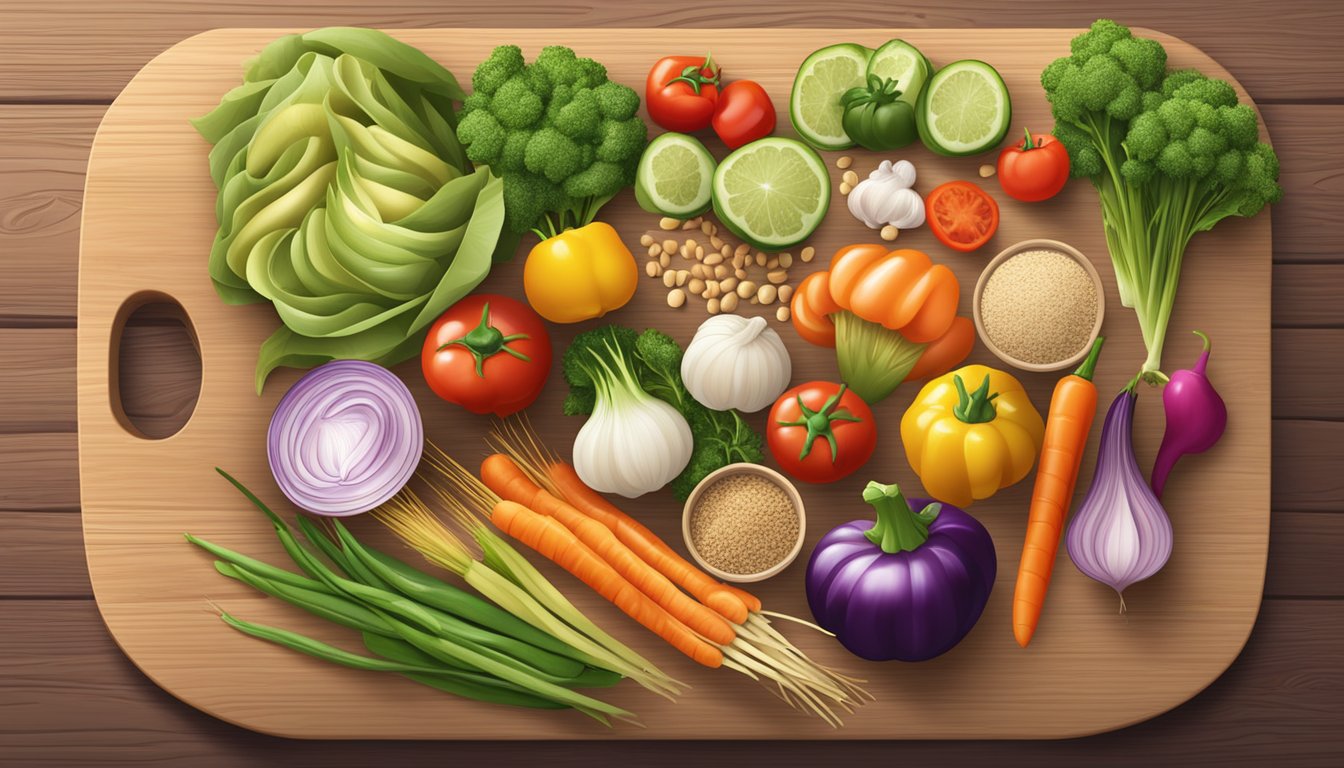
[373,607,633,724]
[293,514,358,579]
[186,533,315,591]
[365,631,621,691]
[334,520,602,668]
[220,612,570,713]
[215,561,393,638]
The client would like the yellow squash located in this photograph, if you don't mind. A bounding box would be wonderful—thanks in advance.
[523,221,637,324]
[900,364,1045,507]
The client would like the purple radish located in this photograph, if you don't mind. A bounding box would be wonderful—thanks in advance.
[1151,330,1227,498]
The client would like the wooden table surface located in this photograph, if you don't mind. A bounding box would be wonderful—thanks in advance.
[1,1,1340,765]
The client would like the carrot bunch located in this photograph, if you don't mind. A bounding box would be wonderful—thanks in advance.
[402,421,870,726]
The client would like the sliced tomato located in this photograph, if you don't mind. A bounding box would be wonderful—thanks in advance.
[925,181,1000,253]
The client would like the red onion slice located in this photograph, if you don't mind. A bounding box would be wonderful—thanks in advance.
[267,360,423,516]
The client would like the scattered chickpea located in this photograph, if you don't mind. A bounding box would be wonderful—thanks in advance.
[735,243,751,258]
[842,170,860,187]
[880,225,899,241]
[776,306,791,322]
[979,164,997,178]
[647,244,660,258]
[675,269,689,286]
[704,252,724,266]
[755,252,767,267]
[690,263,705,280]
[689,277,706,295]
[640,234,655,247]
[836,155,853,170]
[705,282,721,299]
[707,297,721,314]
[713,264,729,280]
[778,284,794,303]
[701,221,714,236]
[767,269,788,285]
[735,268,748,281]
[662,271,677,288]
[659,217,680,231]
[667,289,686,308]
[720,276,738,293]
[800,246,815,263]
[682,217,702,231]
[778,252,793,269]
[757,284,778,304]
[720,292,739,312]
[645,261,661,278]
[766,256,779,270]
[662,239,678,254]
[737,280,758,299]
[658,253,670,269]
[839,182,853,195]
[711,235,724,250]
[720,244,733,258]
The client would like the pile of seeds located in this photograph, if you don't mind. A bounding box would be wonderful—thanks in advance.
[980,248,1100,365]
[640,215,814,322]
[835,155,899,242]
[689,473,800,576]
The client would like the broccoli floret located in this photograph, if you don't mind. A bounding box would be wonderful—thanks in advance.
[456,45,647,236]
[471,45,525,95]
[1043,19,1281,380]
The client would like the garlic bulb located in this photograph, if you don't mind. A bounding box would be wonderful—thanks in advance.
[681,315,792,413]
[848,159,925,230]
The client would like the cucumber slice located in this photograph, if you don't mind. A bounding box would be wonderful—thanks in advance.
[634,132,715,218]
[867,39,932,109]
[789,43,872,150]
[916,60,1012,157]
[711,137,830,252]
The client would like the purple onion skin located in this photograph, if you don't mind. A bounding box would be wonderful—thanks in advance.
[805,496,996,662]
[1067,389,1173,596]
[1151,332,1227,498]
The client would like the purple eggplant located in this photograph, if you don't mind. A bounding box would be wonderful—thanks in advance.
[805,481,996,662]
[1151,331,1227,498]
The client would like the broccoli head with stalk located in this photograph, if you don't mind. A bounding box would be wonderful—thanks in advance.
[457,45,647,238]
[1042,20,1281,381]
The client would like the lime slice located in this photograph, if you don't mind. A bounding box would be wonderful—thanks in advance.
[635,132,715,218]
[867,39,931,108]
[916,60,1012,156]
[790,43,872,150]
[712,137,830,252]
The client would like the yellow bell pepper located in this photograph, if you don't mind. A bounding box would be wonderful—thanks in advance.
[900,364,1045,507]
[522,221,637,324]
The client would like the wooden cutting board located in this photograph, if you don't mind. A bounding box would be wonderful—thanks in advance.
[77,27,1271,740]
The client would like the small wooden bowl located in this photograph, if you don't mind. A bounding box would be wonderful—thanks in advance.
[972,238,1106,373]
[681,463,806,584]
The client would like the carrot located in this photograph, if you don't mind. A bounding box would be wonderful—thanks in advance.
[547,461,763,621]
[481,455,739,646]
[1013,338,1105,648]
[490,500,724,668]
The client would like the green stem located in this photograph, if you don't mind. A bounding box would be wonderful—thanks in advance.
[861,482,941,554]
[437,302,530,377]
[775,383,863,462]
[1022,126,1034,150]
[1072,336,1105,382]
[952,374,999,424]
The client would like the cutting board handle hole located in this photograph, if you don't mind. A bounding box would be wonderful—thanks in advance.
[109,292,201,440]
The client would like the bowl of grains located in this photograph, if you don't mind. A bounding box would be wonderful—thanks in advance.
[682,463,805,583]
[973,239,1105,372]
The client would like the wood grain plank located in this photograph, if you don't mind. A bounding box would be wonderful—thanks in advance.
[1,1,1342,103]
[0,434,78,511]
[1274,264,1344,326]
[0,511,89,597]
[1261,105,1344,261]
[1273,421,1344,512]
[1265,512,1344,598]
[0,105,100,324]
[0,599,1339,766]
[1273,330,1344,420]
[0,329,74,432]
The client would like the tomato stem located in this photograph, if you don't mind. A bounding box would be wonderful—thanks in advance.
[1022,127,1035,150]
[438,302,531,377]
[667,52,720,94]
[776,383,863,462]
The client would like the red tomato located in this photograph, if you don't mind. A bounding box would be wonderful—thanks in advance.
[767,382,877,484]
[421,295,551,417]
[926,180,1001,253]
[996,129,1071,202]
[712,80,776,149]
[646,55,720,133]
